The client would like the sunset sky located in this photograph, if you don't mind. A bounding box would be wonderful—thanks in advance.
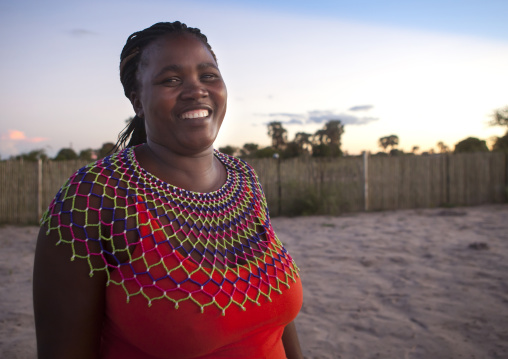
[1,0,507,158]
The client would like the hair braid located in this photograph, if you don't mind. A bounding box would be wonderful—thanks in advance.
[114,21,217,151]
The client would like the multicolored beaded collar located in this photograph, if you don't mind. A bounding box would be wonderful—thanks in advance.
[42,146,299,315]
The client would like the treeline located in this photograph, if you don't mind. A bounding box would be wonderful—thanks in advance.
[7,143,116,162]
[219,120,344,159]
[218,105,508,159]
[6,106,508,162]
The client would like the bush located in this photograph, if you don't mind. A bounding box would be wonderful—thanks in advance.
[454,137,489,153]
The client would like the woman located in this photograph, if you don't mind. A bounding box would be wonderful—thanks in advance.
[33,22,303,359]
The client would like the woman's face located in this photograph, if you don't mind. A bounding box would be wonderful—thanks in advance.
[131,33,227,155]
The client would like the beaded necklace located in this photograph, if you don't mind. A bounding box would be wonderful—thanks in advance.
[42,146,299,315]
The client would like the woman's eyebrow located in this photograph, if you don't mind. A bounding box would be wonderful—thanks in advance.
[154,64,182,77]
[155,62,219,77]
[197,62,219,71]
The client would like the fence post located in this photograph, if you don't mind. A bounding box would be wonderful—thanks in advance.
[505,152,508,202]
[363,151,369,211]
[37,159,43,221]
[445,154,451,205]
[272,153,282,216]
[277,155,281,216]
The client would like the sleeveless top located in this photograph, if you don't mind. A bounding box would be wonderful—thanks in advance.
[41,146,302,358]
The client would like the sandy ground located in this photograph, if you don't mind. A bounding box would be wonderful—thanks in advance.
[1,204,507,359]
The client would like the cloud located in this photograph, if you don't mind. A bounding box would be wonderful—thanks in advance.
[262,110,379,126]
[264,113,306,125]
[30,137,47,143]
[6,129,26,140]
[349,105,374,112]
[307,110,343,124]
[1,130,48,143]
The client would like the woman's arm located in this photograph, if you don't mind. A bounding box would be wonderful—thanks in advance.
[33,226,107,359]
[282,320,304,359]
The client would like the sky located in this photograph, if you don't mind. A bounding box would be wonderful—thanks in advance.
[0,0,507,158]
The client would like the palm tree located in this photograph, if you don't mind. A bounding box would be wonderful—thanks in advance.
[378,135,399,152]
[323,120,344,146]
[437,141,449,153]
[312,120,344,157]
[267,122,288,150]
[490,106,508,128]
[294,132,313,154]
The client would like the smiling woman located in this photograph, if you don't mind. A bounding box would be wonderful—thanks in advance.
[132,33,228,170]
[33,22,303,359]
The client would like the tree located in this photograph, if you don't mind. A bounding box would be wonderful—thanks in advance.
[293,132,312,155]
[378,135,399,152]
[454,137,489,153]
[281,132,313,158]
[389,149,404,156]
[267,122,287,150]
[411,146,420,154]
[437,141,450,153]
[79,148,95,161]
[490,106,508,128]
[218,145,238,156]
[280,141,297,158]
[254,146,277,158]
[311,120,344,157]
[14,149,48,161]
[492,133,508,152]
[311,143,332,157]
[98,143,115,159]
[322,120,344,146]
[489,106,508,152]
[54,148,78,161]
[239,143,259,158]
[313,129,327,146]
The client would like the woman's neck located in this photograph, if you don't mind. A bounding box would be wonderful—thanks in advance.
[135,142,226,193]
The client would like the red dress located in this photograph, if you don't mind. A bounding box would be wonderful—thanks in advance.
[42,147,302,359]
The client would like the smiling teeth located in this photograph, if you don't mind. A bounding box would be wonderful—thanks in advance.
[182,110,209,119]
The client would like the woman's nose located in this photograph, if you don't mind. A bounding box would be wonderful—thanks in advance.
[180,79,208,100]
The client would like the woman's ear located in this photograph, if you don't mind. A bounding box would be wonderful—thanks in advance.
[130,92,144,118]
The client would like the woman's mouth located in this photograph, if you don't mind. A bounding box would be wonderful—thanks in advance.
[181,109,210,119]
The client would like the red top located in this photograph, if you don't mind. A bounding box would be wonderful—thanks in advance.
[41,148,302,359]
[102,272,302,358]
[100,203,303,359]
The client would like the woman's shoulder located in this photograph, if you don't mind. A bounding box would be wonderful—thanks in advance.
[75,147,134,180]
[66,147,134,186]
[41,148,136,225]
[214,149,257,175]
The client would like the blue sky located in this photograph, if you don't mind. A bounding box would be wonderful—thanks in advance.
[219,0,507,41]
[1,0,507,157]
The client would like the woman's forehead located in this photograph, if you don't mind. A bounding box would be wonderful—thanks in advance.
[141,33,215,65]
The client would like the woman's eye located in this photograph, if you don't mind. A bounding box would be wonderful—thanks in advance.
[162,78,180,86]
[202,73,219,81]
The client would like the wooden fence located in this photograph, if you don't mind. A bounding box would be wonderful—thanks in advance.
[0,159,89,224]
[247,152,507,216]
[0,152,506,224]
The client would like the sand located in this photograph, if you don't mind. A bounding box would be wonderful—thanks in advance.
[1,204,507,359]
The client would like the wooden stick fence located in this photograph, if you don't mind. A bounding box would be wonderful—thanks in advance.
[0,159,89,224]
[0,152,506,223]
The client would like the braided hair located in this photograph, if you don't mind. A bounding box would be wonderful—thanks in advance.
[114,21,217,151]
